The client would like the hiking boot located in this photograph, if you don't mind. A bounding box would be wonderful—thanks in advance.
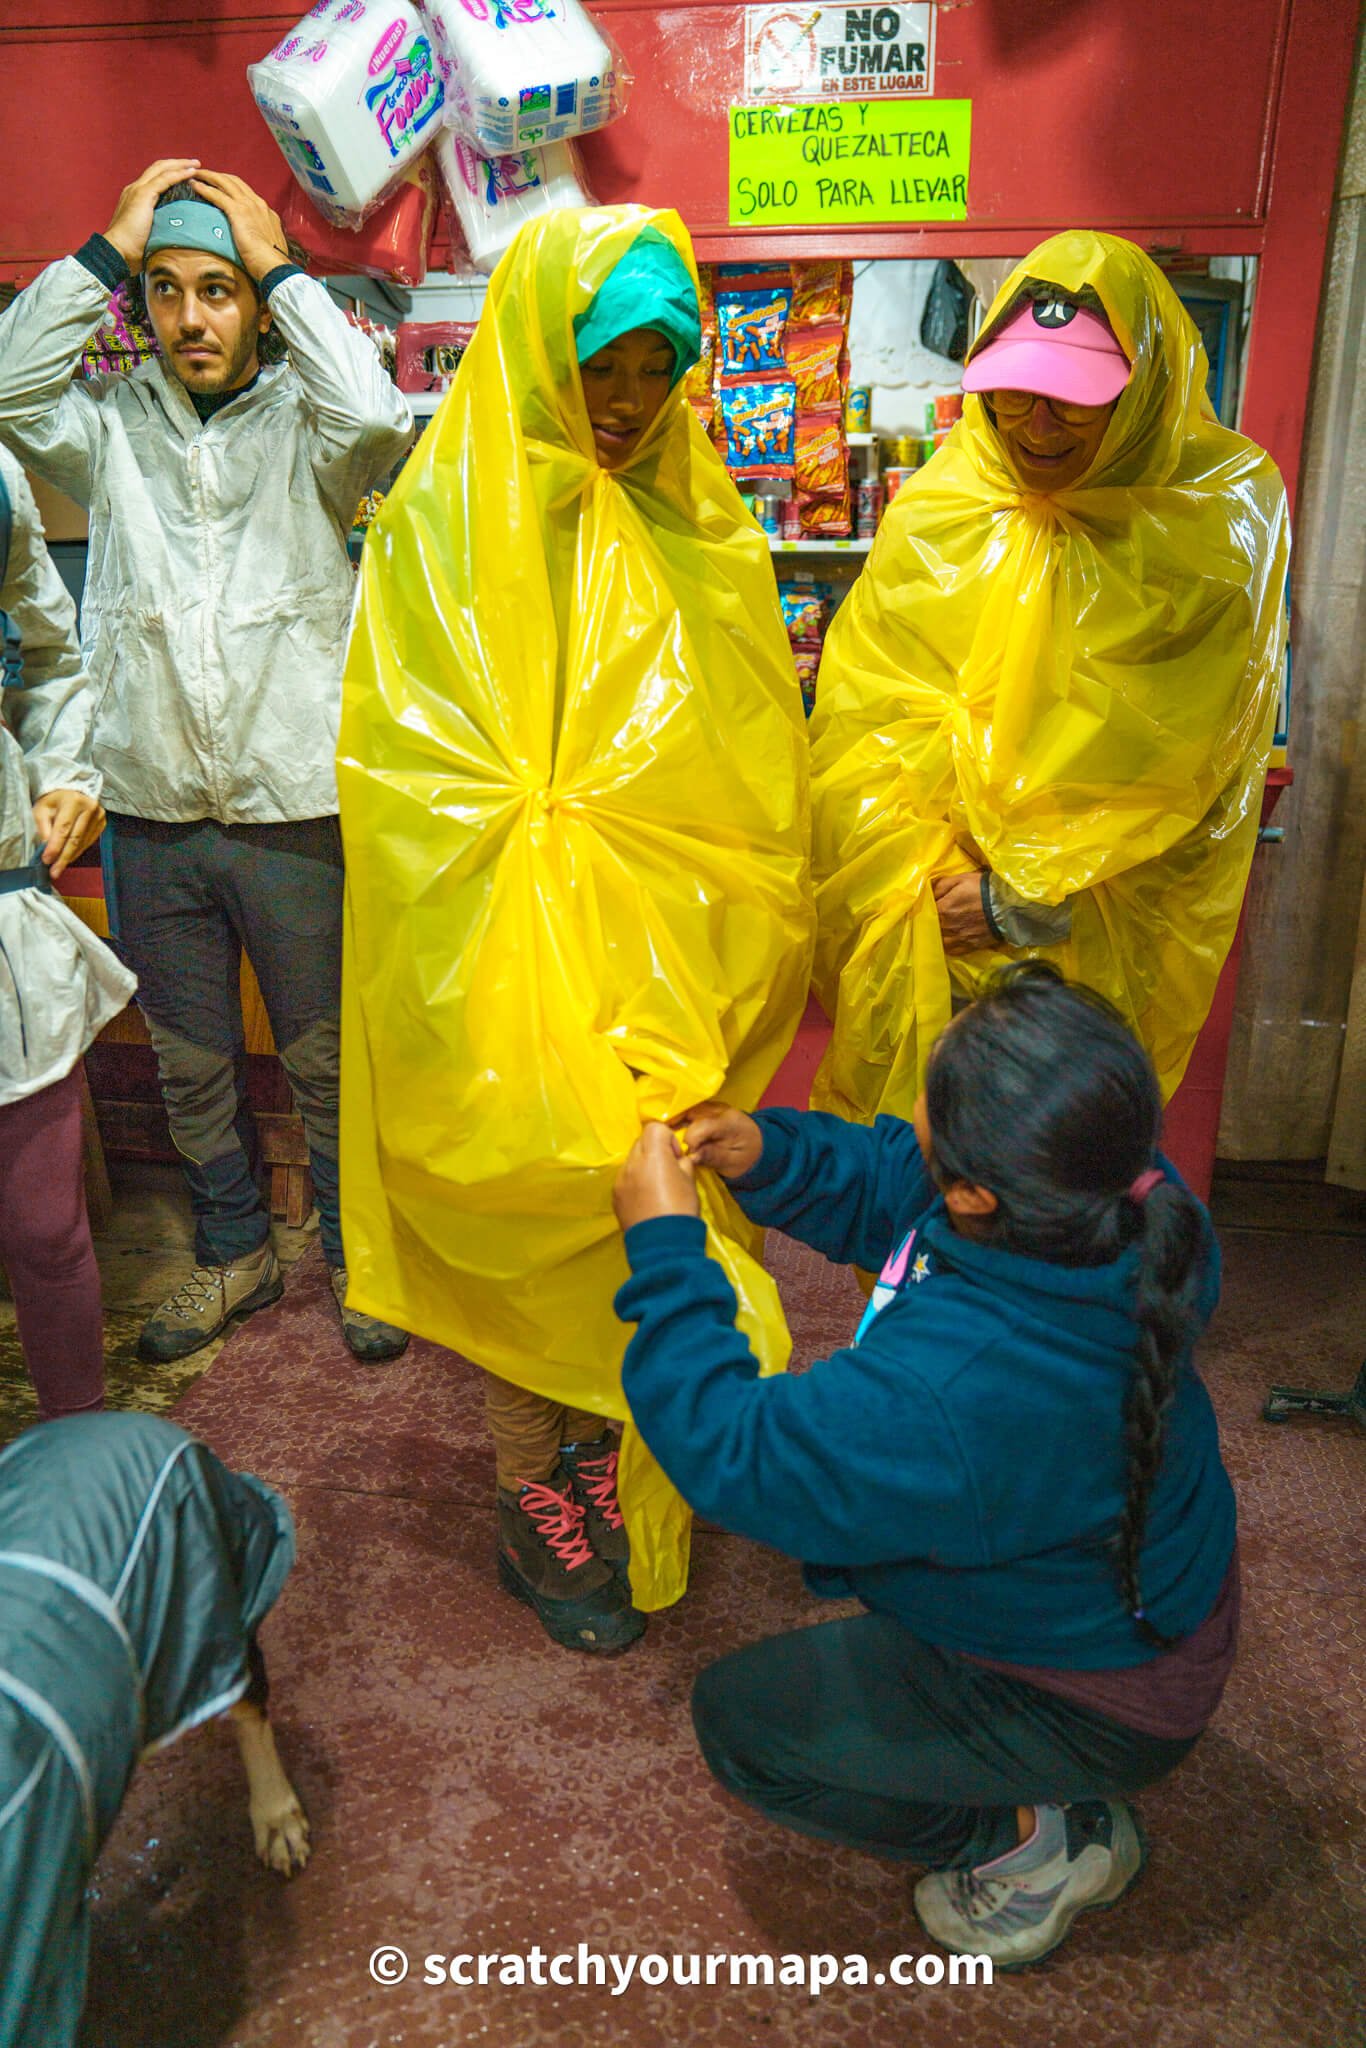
[496,1466,645,1655]
[137,1242,284,1363]
[329,1265,409,1363]
[913,1800,1147,1969]
[560,1431,630,1582]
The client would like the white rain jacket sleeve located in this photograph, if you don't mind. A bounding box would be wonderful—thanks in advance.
[1,451,100,802]
[0,448,135,1108]
[0,257,413,825]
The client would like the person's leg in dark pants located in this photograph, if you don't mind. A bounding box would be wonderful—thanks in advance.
[692,1611,1195,1964]
[0,1068,105,1420]
[216,818,406,1362]
[103,816,283,1361]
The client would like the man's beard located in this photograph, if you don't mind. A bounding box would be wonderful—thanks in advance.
[168,326,259,395]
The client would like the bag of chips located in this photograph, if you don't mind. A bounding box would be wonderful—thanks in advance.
[721,380,797,478]
[798,485,851,537]
[787,324,846,412]
[791,259,851,328]
[780,584,829,643]
[717,287,792,376]
[682,329,717,427]
[792,643,822,715]
[794,411,847,499]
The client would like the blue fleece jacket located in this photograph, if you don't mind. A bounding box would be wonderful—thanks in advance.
[616,1108,1235,1670]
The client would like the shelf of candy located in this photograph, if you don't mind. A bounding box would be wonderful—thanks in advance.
[80,286,158,380]
[697,259,855,541]
[683,267,717,434]
[780,579,837,718]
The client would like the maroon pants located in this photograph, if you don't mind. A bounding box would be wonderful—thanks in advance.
[0,1065,104,1420]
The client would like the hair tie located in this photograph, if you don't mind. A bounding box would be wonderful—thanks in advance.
[1128,1168,1163,1204]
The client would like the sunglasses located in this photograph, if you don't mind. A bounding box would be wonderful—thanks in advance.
[985,389,1112,427]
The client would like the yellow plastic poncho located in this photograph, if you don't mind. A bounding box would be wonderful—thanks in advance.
[810,231,1289,1125]
[337,206,814,1609]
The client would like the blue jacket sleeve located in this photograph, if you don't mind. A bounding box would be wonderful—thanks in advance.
[728,1108,937,1273]
[615,1215,985,1569]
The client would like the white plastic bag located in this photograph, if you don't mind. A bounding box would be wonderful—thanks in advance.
[419,0,629,155]
[435,131,589,272]
[248,0,446,225]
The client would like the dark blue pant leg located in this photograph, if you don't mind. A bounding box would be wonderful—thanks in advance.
[691,1611,1195,1871]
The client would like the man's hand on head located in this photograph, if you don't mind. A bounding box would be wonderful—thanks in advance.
[191,172,291,284]
[103,159,202,271]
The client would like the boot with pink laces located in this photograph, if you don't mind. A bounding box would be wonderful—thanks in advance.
[496,1463,644,1654]
[559,1431,631,1585]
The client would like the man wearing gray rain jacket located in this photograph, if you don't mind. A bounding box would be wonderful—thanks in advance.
[0,158,413,1363]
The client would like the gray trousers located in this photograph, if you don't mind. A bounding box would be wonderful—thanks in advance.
[102,813,344,1265]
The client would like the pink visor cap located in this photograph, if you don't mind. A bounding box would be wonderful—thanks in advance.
[962,299,1132,406]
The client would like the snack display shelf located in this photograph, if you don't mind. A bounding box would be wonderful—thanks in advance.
[769,537,874,554]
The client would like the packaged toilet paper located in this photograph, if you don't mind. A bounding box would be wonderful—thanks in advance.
[248,1,446,224]
[419,0,628,155]
[435,131,589,272]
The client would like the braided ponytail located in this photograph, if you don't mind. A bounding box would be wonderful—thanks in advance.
[925,962,1213,1649]
[1114,1177,1206,1649]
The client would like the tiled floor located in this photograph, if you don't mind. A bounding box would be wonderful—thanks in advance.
[0,1163,317,1445]
[37,1161,1363,2048]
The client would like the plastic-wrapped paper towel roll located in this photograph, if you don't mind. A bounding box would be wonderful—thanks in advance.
[248,0,446,224]
[419,0,628,155]
[436,131,589,272]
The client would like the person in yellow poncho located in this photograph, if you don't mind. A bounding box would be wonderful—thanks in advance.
[810,231,1289,1128]
[337,206,814,1652]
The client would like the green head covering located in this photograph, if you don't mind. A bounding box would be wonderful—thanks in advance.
[143,198,246,274]
[573,226,701,389]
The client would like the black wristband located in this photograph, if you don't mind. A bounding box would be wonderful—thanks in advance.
[259,262,306,301]
[980,870,1006,943]
[74,233,130,292]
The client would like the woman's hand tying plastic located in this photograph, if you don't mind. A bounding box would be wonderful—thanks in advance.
[677,1102,763,1180]
[614,1122,700,1231]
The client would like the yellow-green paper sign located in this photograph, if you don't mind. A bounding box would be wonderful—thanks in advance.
[729,98,971,226]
